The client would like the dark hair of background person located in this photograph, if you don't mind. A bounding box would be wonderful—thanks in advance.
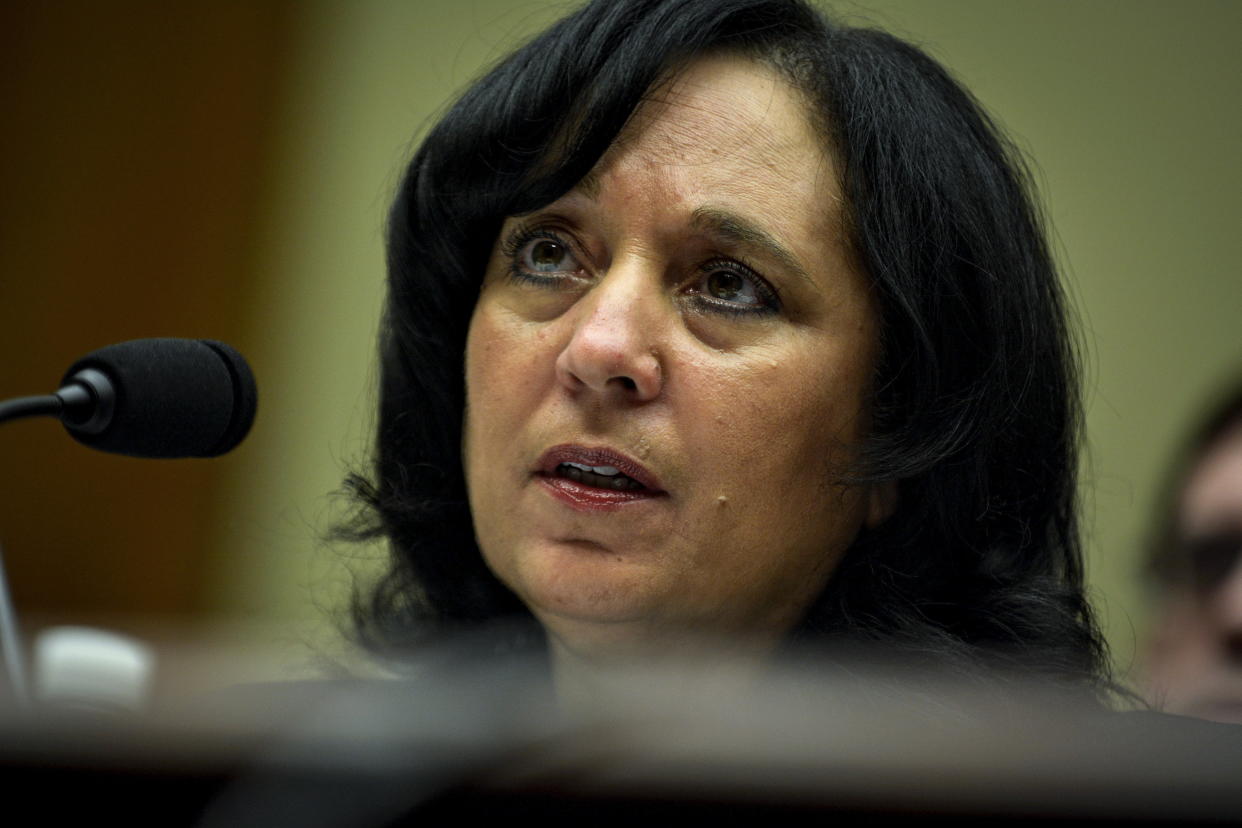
[1147,378,1242,592]
[338,0,1111,690]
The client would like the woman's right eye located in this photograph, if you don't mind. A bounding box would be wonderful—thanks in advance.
[506,229,583,284]
[524,238,574,272]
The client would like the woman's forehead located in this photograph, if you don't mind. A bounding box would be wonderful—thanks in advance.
[587,54,837,194]
[550,54,843,249]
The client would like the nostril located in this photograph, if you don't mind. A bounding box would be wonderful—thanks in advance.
[615,376,637,392]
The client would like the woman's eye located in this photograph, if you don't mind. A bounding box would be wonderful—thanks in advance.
[516,233,580,275]
[706,269,749,301]
[691,263,779,315]
[501,227,584,289]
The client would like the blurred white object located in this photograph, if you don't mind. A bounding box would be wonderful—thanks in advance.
[35,626,154,712]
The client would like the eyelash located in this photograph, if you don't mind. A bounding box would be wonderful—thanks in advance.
[501,225,782,317]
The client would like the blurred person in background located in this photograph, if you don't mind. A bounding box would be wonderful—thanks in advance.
[1144,378,1242,723]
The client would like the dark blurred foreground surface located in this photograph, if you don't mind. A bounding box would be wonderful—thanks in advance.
[2,650,1240,826]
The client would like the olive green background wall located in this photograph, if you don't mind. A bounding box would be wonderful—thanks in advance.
[206,0,1242,684]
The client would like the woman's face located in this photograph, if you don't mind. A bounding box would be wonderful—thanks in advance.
[1145,422,1242,723]
[464,54,889,660]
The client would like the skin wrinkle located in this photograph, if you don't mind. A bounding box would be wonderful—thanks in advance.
[464,55,891,676]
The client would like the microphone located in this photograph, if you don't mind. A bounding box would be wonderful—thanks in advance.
[0,338,257,458]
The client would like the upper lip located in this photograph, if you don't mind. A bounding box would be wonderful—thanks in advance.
[536,444,666,493]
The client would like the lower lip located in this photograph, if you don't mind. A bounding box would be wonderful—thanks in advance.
[536,475,664,512]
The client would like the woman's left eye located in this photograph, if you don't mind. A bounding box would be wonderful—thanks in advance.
[688,262,780,315]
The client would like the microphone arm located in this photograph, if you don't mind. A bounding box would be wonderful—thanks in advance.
[0,395,62,425]
[0,543,29,708]
[0,377,101,427]
[0,378,114,710]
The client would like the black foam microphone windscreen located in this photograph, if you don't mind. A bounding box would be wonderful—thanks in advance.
[60,338,258,458]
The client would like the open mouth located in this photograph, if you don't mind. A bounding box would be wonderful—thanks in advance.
[555,461,647,491]
[535,444,665,509]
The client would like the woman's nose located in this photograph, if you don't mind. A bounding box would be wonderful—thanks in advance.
[555,267,663,402]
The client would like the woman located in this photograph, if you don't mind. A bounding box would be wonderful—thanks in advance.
[1144,379,1242,722]
[344,0,1110,695]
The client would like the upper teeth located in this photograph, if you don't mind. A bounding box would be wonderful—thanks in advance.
[565,462,621,476]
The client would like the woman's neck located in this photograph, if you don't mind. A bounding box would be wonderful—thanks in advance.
[547,632,777,715]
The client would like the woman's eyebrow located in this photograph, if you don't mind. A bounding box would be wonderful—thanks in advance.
[575,168,604,200]
[691,206,817,291]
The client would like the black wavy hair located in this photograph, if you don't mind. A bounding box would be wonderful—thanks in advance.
[343,0,1111,688]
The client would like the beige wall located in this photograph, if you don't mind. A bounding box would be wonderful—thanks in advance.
[208,0,1242,683]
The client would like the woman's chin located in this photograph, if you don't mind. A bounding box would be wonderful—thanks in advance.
[494,536,664,618]
[518,565,661,629]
